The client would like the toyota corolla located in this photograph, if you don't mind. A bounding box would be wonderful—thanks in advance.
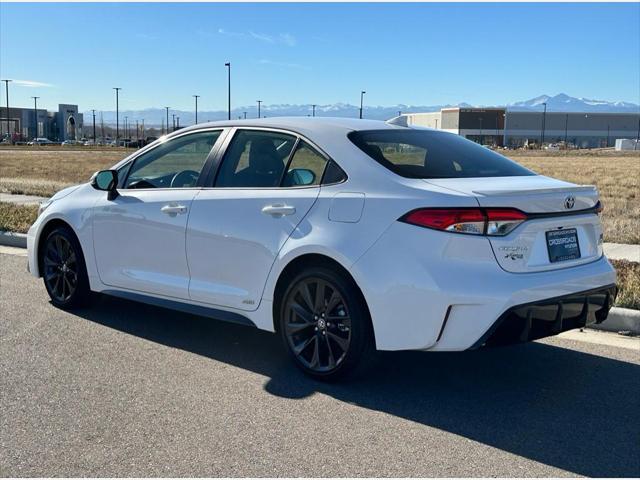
[27,117,617,380]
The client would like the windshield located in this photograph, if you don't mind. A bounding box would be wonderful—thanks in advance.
[348,129,535,179]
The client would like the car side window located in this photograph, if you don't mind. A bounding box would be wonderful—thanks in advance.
[124,130,221,189]
[282,141,327,187]
[215,130,296,188]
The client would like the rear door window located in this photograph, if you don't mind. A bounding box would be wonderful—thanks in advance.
[348,130,534,178]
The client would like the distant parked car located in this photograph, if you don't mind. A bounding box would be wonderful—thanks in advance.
[61,140,78,146]
[28,138,54,145]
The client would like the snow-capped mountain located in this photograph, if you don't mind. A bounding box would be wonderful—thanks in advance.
[509,93,639,113]
[85,94,638,126]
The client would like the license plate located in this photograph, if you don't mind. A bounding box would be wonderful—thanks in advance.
[546,228,581,263]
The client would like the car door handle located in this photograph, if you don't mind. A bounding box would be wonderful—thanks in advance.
[161,204,187,216]
[261,204,296,217]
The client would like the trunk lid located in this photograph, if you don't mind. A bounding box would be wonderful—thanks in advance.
[423,175,604,273]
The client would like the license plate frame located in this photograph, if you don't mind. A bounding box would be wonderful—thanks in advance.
[546,228,581,263]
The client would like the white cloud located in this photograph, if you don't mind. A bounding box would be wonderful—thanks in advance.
[217,28,296,47]
[249,31,275,44]
[12,79,54,88]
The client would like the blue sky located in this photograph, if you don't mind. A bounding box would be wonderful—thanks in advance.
[1,2,639,111]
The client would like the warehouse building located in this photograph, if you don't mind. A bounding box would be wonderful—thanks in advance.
[0,104,83,142]
[402,108,640,148]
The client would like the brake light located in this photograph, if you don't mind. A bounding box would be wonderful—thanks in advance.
[401,208,527,236]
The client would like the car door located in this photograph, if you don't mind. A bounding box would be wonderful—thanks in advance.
[92,129,224,299]
[186,128,330,311]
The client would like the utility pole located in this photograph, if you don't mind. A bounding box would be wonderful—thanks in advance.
[100,111,105,140]
[31,96,40,139]
[91,109,96,144]
[257,100,262,119]
[113,87,121,141]
[225,62,231,120]
[177,116,180,129]
[359,91,366,119]
[193,95,200,124]
[540,102,547,148]
[1,79,11,142]
[124,116,128,142]
[172,114,176,132]
[312,104,317,117]
[164,107,170,135]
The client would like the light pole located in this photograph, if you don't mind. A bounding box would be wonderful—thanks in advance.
[540,102,547,148]
[312,104,317,117]
[31,96,39,139]
[359,91,366,119]
[164,107,170,135]
[172,114,176,132]
[113,87,121,141]
[193,95,200,124]
[225,62,231,120]
[243,111,247,119]
[177,116,180,129]
[1,79,11,141]
[141,119,145,140]
[124,116,128,141]
[257,100,262,119]
[91,109,96,144]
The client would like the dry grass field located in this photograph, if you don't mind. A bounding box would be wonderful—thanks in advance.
[1,146,638,243]
[0,146,638,310]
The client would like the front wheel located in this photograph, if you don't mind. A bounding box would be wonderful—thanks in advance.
[279,267,375,381]
[41,226,91,309]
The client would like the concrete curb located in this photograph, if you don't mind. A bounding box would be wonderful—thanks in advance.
[0,231,27,248]
[592,307,640,335]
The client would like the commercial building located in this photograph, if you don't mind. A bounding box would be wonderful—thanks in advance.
[402,108,640,148]
[0,104,83,142]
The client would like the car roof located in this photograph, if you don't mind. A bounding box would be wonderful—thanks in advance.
[176,116,407,139]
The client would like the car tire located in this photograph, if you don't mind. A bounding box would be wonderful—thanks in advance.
[279,266,376,381]
[41,226,91,309]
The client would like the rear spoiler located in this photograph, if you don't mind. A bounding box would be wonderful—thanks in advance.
[472,185,598,197]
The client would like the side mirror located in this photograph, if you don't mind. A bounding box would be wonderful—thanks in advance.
[91,169,119,200]
[286,168,316,186]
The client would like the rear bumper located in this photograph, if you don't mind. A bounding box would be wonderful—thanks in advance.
[470,284,617,349]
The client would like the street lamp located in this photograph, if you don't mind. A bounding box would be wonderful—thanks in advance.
[1,79,11,141]
[164,107,170,135]
[31,96,40,139]
[193,95,200,124]
[113,87,122,141]
[91,109,96,144]
[176,116,180,129]
[540,102,547,147]
[359,91,366,119]
[172,113,176,132]
[257,100,262,119]
[124,116,128,143]
[225,62,231,120]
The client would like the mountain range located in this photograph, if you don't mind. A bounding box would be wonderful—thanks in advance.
[84,93,639,126]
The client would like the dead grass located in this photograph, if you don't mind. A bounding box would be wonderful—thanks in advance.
[1,146,638,243]
[610,259,640,310]
[0,202,38,233]
[508,151,639,245]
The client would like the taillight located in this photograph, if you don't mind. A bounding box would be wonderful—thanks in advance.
[401,208,527,236]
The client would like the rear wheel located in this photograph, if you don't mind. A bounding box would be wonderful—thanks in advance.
[279,266,375,381]
[41,226,91,309]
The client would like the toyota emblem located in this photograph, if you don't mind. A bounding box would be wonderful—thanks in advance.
[564,195,575,209]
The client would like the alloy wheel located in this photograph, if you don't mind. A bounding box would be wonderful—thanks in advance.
[43,234,78,303]
[284,277,352,373]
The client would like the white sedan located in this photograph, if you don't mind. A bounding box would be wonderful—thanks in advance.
[27,117,617,380]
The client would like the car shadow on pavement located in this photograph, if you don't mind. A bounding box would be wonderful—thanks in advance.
[77,294,640,477]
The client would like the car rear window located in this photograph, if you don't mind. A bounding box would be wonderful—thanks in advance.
[348,129,535,178]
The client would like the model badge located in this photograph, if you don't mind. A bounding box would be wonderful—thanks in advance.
[564,195,575,209]
[499,245,528,261]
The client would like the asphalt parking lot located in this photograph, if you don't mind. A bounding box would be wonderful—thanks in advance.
[1,250,639,477]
